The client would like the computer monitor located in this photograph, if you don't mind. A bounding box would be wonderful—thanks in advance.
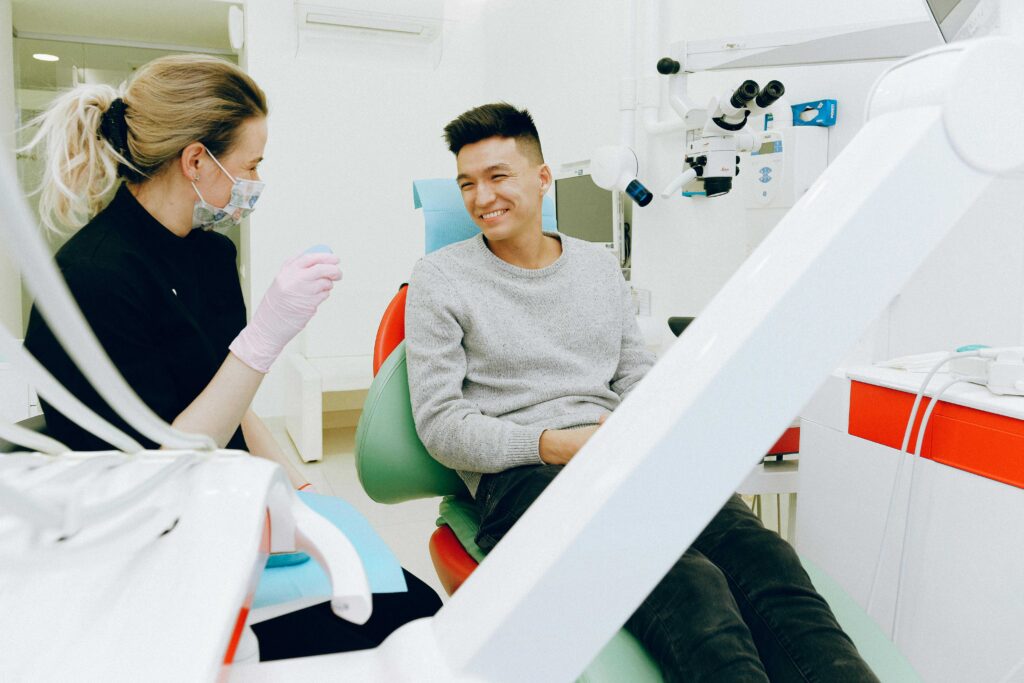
[554,174,614,244]
[924,0,991,42]
[553,172,631,272]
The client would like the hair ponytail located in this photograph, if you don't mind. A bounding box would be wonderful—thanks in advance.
[23,83,134,237]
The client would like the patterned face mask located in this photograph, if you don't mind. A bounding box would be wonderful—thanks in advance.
[191,147,265,231]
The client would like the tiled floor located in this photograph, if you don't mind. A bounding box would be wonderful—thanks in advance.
[266,418,448,601]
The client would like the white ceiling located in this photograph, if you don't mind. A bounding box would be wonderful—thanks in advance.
[12,0,235,51]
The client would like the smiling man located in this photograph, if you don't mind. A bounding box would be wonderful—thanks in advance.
[405,103,877,682]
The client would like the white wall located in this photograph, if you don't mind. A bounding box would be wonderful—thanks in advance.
[0,0,22,339]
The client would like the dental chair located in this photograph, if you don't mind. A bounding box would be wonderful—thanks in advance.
[352,179,919,682]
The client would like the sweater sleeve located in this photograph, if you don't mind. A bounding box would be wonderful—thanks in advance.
[406,259,545,473]
[610,269,656,400]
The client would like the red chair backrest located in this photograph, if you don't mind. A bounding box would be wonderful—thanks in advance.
[373,284,409,376]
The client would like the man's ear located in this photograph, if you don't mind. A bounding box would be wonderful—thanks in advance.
[538,163,553,195]
[179,142,205,181]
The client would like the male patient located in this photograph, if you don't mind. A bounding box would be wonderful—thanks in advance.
[406,102,878,682]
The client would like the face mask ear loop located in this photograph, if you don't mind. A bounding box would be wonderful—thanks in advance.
[190,181,208,204]
[203,146,238,184]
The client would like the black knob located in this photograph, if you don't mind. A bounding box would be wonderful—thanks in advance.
[755,80,786,108]
[657,57,680,75]
[668,316,696,337]
[696,155,707,166]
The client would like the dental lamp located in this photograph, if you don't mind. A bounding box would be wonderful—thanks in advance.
[657,57,786,198]
[590,145,654,206]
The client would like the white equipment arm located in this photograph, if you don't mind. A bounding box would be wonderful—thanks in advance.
[0,420,68,455]
[234,36,1024,681]
[265,483,373,625]
[0,160,216,451]
[0,330,144,452]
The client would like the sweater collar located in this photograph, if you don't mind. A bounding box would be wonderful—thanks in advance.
[474,232,568,278]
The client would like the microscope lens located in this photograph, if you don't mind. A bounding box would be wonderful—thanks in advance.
[626,179,654,207]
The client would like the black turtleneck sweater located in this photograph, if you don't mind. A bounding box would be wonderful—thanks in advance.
[25,184,249,451]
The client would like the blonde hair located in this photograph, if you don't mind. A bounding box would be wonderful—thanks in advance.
[23,54,268,237]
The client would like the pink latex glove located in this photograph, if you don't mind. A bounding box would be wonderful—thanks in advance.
[229,252,342,373]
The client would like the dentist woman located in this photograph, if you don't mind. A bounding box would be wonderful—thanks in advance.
[22,54,336,487]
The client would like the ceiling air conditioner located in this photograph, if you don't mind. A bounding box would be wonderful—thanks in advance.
[295,1,443,42]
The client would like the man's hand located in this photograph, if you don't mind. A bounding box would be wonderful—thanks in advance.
[540,419,607,465]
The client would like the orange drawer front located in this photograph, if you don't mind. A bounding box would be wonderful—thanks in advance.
[848,381,1024,489]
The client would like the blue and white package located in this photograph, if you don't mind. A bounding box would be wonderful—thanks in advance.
[791,99,837,127]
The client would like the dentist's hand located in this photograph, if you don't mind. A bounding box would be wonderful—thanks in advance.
[229,252,342,373]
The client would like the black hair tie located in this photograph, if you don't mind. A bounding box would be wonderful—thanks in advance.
[99,98,142,180]
[99,98,130,156]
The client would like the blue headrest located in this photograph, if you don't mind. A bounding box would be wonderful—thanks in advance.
[413,179,557,254]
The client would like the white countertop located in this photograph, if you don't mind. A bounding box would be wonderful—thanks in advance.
[845,365,1024,421]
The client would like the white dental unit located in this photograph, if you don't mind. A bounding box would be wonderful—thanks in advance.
[3,0,1024,681]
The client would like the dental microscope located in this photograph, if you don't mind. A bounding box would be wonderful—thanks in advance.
[656,57,786,199]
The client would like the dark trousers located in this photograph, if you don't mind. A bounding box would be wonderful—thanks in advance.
[252,569,442,661]
[475,465,879,683]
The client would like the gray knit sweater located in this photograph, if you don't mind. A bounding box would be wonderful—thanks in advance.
[406,233,655,496]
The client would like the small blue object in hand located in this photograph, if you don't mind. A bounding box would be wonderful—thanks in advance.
[305,244,333,254]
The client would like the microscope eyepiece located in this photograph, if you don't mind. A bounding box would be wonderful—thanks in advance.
[657,58,681,75]
[729,80,760,109]
[755,80,786,108]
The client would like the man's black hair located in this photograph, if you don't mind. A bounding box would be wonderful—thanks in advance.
[443,102,544,163]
